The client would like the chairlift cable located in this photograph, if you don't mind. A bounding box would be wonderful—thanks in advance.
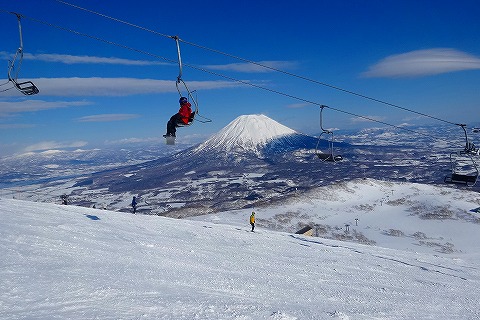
[172,36,183,82]
[5,4,476,184]
[5,11,177,65]
[51,2,207,121]
[0,9,457,143]
[53,0,462,128]
[181,38,461,127]
[46,3,477,148]
[0,86,15,93]
[54,0,172,39]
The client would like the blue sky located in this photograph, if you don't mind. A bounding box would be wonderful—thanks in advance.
[1,0,479,155]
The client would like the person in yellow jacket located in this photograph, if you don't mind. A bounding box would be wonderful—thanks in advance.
[250,211,255,232]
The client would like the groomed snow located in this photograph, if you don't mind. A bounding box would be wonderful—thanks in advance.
[1,197,479,319]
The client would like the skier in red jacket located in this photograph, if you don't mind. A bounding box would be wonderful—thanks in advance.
[164,97,195,137]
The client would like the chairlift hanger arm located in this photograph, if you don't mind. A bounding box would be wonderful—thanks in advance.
[172,35,191,101]
[456,123,478,154]
[319,105,331,133]
[7,12,24,82]
[171,35,183,82]
[457,123,468,143]
[5,11,39,95]
[15,12,24,51]
[171,35,211,124]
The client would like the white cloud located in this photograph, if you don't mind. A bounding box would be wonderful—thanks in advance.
[77,114,140,122]
[350,115,386,123]
[104,137,162,145]
[362,48,480,78]
[0,99,91,117]
[24,140,88,152]
[28,53,170,66]
[0,51,298,81]
[202,60,299,73]
[39,78,174,96]
[0,78,242,97]
[0,51,299,73]
[0,51,169,66]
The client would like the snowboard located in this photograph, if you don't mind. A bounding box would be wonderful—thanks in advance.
[164,136,175,145]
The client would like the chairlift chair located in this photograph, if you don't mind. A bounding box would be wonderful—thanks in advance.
[445,173,478,186]
[7,13,39,96]
[444,124,479,187]
[315,105,343,162]
[444,151,478,186]
[13,80,39,95]
[315,131,343,162]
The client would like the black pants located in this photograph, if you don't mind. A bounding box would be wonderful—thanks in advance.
[251,223,255,232]
[166,113,182,136]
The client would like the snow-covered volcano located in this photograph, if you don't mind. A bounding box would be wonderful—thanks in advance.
[207,114,296,147]
[193,114,313,156]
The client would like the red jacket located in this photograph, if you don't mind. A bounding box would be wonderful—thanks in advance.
[178,102,192,124]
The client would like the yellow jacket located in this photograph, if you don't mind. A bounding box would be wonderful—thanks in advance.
[250,213,255,224]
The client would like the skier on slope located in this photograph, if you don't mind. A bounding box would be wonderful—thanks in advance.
[250,211,256,232]
[164,97,195,138]
[131,196,137,214]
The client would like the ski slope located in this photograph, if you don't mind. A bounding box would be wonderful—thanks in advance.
[191,179,480,257]
[1,197,479,319]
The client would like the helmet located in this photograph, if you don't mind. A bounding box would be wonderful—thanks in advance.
[179,97,188,104]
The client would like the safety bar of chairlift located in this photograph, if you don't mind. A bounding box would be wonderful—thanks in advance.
[445,173,478,186]
[16,81,39,95]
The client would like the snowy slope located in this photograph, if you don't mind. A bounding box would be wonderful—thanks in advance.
[191,178,480,256]
[1,197,480,319]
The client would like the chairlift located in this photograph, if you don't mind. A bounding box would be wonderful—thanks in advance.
[315,105,343,162]
[172,36,210,125]
[7,13,39,96]
[444,124,479,187]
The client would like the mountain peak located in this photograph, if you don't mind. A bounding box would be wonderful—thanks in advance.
[194,114,297,154]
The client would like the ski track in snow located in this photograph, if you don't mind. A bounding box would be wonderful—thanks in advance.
[1,198,480,319]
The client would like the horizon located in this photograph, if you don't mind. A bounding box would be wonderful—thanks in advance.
[1,0,480,156]
[1,113,475,159]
